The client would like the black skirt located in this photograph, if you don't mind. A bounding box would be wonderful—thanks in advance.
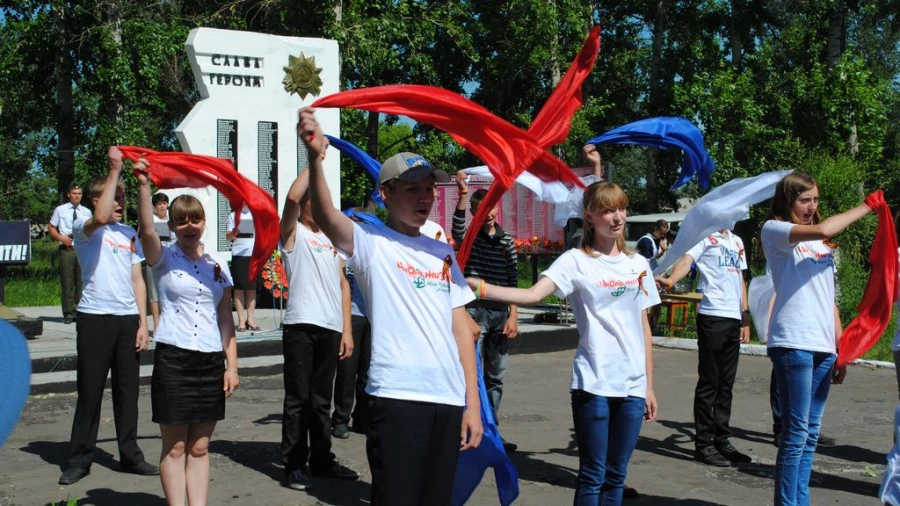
[151,342,226,425]
[230,255,257,290]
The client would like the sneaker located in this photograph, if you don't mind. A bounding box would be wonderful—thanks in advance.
[818,433,836,446]
[310,460,359,481]
[286,467,312,491]
[332,423,350,439]
[694,446,730,467]
[502,439,518,453]
[715,442,752,464]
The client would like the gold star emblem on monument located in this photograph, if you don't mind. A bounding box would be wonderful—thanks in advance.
[282,53,323,100]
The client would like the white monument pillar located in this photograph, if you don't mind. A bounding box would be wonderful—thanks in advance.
[175,28,340,255]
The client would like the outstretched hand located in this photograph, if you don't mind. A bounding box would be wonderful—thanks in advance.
[132,158,151,186]
[108,146,124,173]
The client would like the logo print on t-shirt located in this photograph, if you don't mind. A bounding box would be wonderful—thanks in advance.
[396,260,451,293]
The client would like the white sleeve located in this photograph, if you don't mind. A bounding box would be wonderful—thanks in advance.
[761,220,794,257]
[640,257,662,310]
[226,212,235,232]
[540,251,576,299]
[448,250,475,308]
[344,222,373,273]
[684,238,707,263]
[50,207,62,228]
[130,230,145,264]
[737,237,748,270]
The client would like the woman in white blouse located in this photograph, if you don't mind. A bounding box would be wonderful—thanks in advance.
[134,160,239,506]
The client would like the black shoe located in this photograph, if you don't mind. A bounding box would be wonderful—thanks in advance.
[286,467,312,491]
[502,439,518,453]
[59,467,90,485]
[818,433,836,446]
[310,461,359,480]
[122,460,160,476]
[623,486,640,499]
[695,446,730,467]
[63,317,73,325]
[715,442,752,464]
[332,423,350,439]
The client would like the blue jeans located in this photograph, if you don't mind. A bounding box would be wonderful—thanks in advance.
[468,307,510,421]
[571,390,645,506]
[769,348,835,506]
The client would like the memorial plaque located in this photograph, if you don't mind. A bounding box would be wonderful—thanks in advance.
[217,119,238,252]
[258,121,278,197]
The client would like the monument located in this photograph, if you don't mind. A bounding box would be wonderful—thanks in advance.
[174,28,341,256]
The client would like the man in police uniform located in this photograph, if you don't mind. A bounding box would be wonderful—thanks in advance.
[49,183,93,324]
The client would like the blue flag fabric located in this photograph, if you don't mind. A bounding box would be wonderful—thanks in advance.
[341,208,385,228]
[586,117,715,189]
[452,344,519,506]
[325,135,385,207]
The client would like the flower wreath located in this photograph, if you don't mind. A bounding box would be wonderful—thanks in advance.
[262,250,289,300]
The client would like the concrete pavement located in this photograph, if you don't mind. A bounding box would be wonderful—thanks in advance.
[0,307,896,505]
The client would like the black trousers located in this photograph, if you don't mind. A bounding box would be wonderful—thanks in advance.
[67,312,145,469]
[281,323,340,472]
[694,313,741,449]
[332,315,372,431]
[367,396,463,506]
[58,247,82,319]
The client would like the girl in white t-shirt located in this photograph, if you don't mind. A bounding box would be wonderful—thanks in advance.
[761,172,872,506]
[470,181,660,506]
[134,161,239,506]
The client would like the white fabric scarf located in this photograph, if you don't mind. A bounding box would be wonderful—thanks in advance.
[653,170,794,277]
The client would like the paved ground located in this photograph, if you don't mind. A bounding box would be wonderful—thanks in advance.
[0,342,895,506]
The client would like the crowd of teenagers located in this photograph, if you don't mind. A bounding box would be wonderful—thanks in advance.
[49,107,898,506]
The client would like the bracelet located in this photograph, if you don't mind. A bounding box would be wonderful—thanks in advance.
[226,368,237,373]
[459,189,468,195]
[480,279,487,299]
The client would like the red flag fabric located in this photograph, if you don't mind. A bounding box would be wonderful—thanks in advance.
[117,146,280,281]
[313,26,602,268]
[837,190,898,367]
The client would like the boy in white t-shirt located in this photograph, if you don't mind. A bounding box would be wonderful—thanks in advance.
[59,147,158,485]
[656,229,752,467]
[278,168,357,491]
[298,108,482,505]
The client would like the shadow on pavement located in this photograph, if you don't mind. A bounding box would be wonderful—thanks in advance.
[735,460,882,498]
[20,440,118,472]
[208,439,372,505]
[44,488,165,506]
[816,443,887,464]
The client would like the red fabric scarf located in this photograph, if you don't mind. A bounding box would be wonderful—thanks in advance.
[313,26,601,268]
[118,146,280,280]
[837,190,898,367]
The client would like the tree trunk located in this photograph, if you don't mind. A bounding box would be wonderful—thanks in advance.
[53,0,74,202]
[109,1,124,133]
[729,0,743,72]
[827,0,846,69]
[366,111,379,159]
[645,0,667,212]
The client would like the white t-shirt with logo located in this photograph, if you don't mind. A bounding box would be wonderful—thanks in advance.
[152,243,233,352]
[50,203,92,243]
[282,224,344,333]
[227,208,254,257]
[541,249,661,398]
[761,220,836,353]
[685,231,747,320]
[341,222,474,407]
[74,219,145,315]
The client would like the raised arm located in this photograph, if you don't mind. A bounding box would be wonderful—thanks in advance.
[280,169,310,250]
[451,172,468,244]
[134,159,162,265]
[655,254,695,289]
[788,202,871,243]
[298,107,355,255]
[467,275,558,307]
[83,147,124,237]
[583,144,603,178]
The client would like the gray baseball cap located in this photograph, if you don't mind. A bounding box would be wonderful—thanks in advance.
[379,152,450,186]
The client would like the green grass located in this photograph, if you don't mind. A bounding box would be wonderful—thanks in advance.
[4,237,59,307]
